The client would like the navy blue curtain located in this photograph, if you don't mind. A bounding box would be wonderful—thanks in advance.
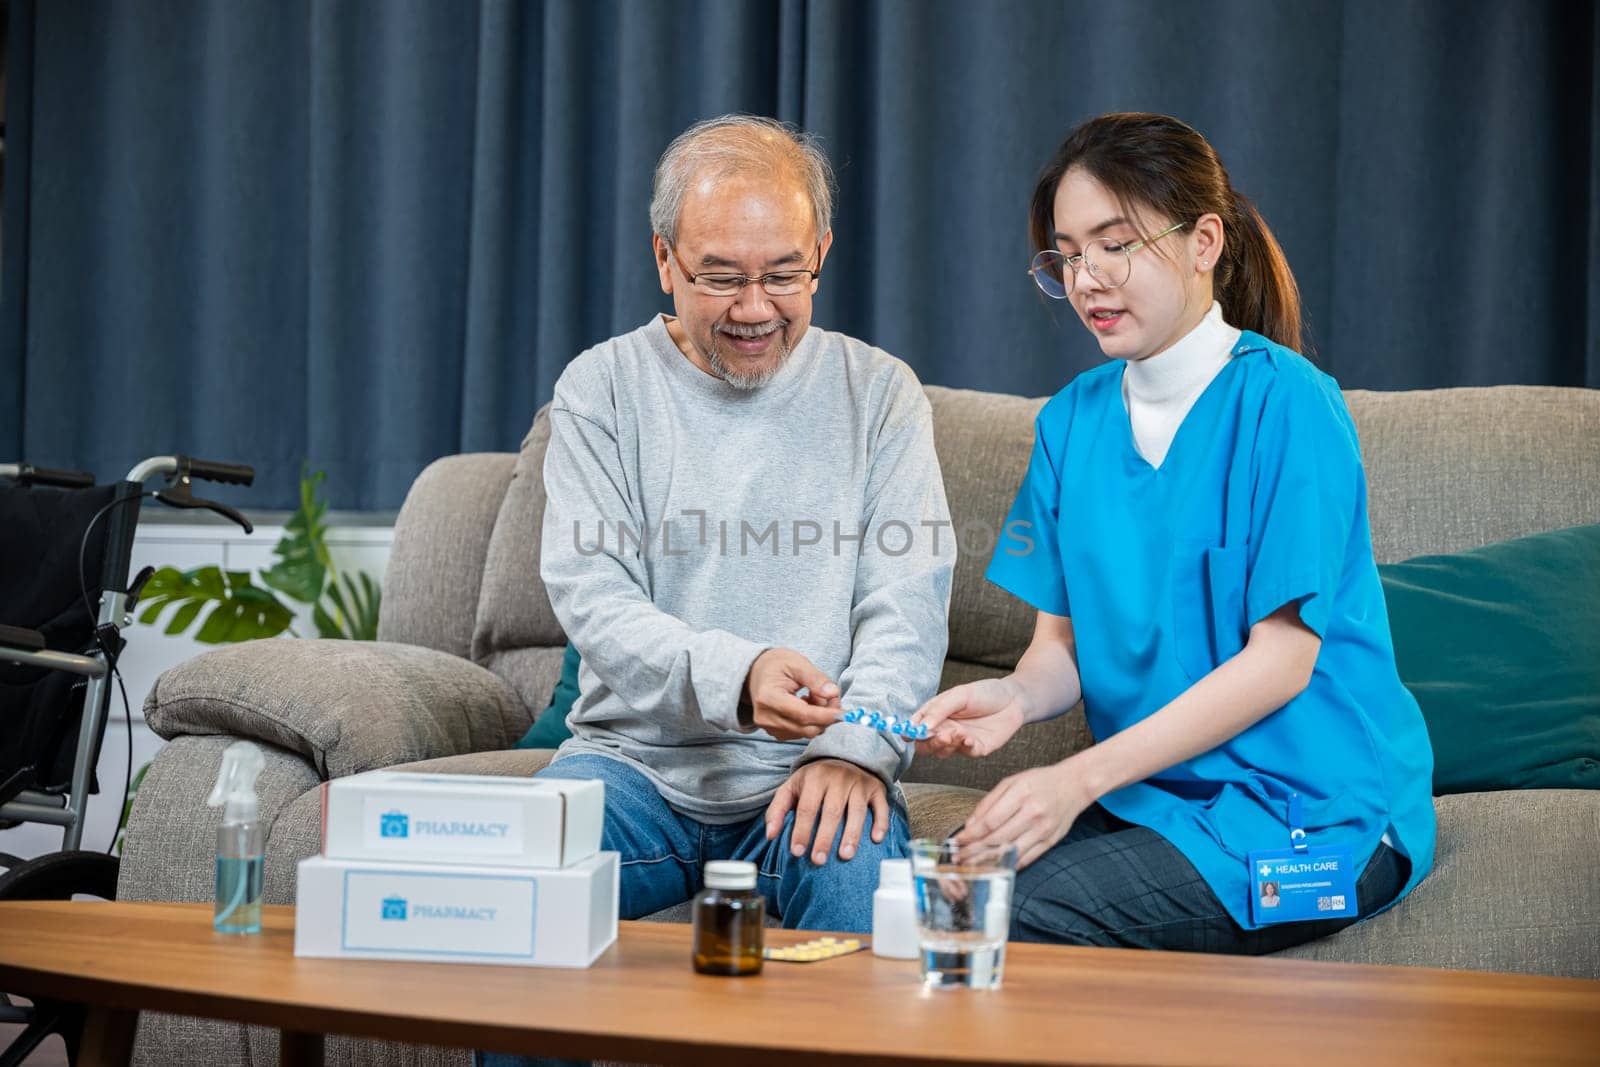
[3,0,1595,510]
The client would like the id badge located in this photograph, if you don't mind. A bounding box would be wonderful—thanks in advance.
[1246,793,1358,926]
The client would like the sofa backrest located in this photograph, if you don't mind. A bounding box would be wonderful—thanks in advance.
[378,451,518,658]
[1343,386,1600,562]
[378,413,566,707]
[381,382,1600,788]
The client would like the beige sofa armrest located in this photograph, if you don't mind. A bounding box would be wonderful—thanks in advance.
[143,639,533,779]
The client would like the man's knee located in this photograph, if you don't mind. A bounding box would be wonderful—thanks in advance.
[770,806,907,906]
[775,805,907,868]
[852,806,910,863]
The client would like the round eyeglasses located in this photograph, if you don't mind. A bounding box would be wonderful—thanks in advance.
[1028,221,1189,298]
[669,244,823,298]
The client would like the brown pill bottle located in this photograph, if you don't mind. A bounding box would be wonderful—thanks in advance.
[692,860,765,975]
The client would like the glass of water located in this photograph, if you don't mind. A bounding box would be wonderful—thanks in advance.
[909,838,1017,989]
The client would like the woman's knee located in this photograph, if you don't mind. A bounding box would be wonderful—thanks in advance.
[1008,857,1116,946]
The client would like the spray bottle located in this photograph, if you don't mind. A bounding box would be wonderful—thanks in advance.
[207,740,266,934]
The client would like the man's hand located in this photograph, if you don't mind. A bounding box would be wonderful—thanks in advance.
[744,648,843,740]
[910,677,1031,758]
[764,759,889,865]
[954,760,1089,868]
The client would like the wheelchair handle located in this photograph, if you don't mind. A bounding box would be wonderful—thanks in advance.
[98,456,259,597]
[179,456,255,487]
[0,463,96,488]
[123,455,256,487]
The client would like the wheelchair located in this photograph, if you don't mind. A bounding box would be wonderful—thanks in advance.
[0,455,254,1067]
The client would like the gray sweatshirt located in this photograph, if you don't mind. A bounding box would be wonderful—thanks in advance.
[540,315,955,823]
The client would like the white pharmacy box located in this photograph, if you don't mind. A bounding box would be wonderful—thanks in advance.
[294,851,619,968]
[320,770,604,868]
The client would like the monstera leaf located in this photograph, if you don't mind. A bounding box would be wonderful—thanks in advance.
[137,468,381,644]
[136,566,296,642]
[259,470,332,605]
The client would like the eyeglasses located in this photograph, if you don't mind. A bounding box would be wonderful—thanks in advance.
[1027,221,1189,298]
[668,244,822,298]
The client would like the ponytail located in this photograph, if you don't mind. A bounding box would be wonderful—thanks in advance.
[1220,189,1304,354]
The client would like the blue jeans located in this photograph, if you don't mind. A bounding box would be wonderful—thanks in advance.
[476,754,907,1067]
[540,753,906,930]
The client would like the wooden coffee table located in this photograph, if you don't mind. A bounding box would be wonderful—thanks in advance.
[0,900,1595,1066]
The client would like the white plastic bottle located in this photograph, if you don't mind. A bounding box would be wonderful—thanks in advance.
[871,858,920,959]
[208,740,266,934]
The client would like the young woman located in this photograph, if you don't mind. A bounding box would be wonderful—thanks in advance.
[912,113,1434,954]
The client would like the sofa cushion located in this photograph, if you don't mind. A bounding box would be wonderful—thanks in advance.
[141,640,533,779]
[515,643,580,749]
[1277,789,1600,978]
[901,781,985,842]
[388,748,560,777]
[1379,524,1600,794]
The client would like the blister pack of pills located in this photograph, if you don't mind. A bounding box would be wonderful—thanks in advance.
[840,708,930,740]
[763,936,866,963]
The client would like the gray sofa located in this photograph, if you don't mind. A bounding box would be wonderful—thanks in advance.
[120,384,1600,1066]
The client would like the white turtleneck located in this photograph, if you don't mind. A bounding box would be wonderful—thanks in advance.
[1121,301,1242,468]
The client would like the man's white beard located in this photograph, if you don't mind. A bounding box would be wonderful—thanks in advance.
[708,329,791,390]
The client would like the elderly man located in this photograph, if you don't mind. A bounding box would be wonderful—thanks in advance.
[534,114,954,932]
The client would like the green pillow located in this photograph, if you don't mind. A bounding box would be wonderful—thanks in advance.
[1378,524,1600,794]
[514,643,580,750]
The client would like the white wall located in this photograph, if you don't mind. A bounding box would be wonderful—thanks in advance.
[0,520,392,862]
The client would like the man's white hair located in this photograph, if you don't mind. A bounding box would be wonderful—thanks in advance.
[650,114,835,247]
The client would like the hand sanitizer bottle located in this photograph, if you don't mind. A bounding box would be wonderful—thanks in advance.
[872,858,919,959]
[207,740,266,934]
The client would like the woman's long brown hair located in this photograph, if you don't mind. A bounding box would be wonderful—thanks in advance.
[1029,113,1305,353]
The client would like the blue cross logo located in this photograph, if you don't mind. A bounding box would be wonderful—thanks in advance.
[381,896,408,921]
[380,811,409,838]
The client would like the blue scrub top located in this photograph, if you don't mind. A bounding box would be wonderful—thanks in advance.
[986,332,1435,929]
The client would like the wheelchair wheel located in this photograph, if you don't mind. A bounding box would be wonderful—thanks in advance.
[0,849,119,902]
[0,851,120,1067]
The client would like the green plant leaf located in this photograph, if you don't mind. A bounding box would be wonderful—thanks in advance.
[321,576,356,640]
[357,571,381,639]
[134,564,294,643]
[136,565,197,624]
[323,571,382,641]
[327,575,350,616]
[162,599,204,635]
[312,601,343,639]
[260,469,331,605]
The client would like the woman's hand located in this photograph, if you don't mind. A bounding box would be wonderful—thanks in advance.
[911,677,1031,758]
[954,760,1091,868]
